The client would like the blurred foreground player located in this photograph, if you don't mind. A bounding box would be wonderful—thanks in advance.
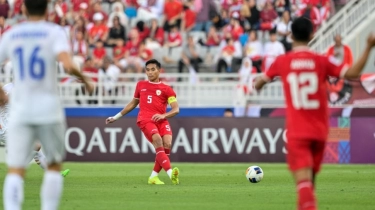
[0,83,70,177]
[106,59,180,185]
[0,0,93,209]
[255,17,375,210]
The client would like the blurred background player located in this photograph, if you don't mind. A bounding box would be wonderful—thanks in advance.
[255,17,375,210]
[106,59,180,185]
[0,83,70,177]
[0,0,93,210]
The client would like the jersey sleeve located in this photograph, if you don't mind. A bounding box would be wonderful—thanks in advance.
[133,82,140,99]
[325,56,349,78]
[263,57,280,81]
[53,26,71,56]
[166,86,177,105]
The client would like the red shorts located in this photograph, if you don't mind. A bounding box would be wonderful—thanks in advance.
[137,120,172,142]
[286,138,326,174]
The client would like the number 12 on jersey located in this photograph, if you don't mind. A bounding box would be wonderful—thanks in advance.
[14,46,45,80]
[287,72,319,109]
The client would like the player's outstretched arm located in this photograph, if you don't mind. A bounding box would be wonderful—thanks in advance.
[106,98,140,124]
[0,85,7,106]
[344,33,375,79]
[254,75,268,91]
[57,52,94,94]
[152,101,180,122]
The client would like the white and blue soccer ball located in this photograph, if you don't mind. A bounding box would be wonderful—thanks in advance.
[245,166,264,183]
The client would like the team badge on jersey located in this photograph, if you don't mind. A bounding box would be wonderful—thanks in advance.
[156,90,161,96]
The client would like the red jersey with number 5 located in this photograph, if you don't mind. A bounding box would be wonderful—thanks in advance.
[264,46,348,140]
[134,80,177,123]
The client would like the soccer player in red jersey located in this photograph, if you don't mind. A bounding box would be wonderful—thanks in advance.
[106,59,180,185]
[255,17,375,210]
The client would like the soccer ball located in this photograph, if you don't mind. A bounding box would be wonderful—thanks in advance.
[245,166,264,183]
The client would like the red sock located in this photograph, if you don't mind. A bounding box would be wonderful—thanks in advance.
[153,148,171,173]
[155,147,171,171]
[297,180,316,210]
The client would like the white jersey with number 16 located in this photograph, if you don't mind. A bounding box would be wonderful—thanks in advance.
[0,21,71,124]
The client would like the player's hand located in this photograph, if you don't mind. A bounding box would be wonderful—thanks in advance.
[85,82,95,94]
[106,117,116,124]
[367,32,375,47]
[152,114,166,122]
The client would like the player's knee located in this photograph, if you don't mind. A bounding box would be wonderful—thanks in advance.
[8,168,26,178]
[47,163,62,172]
[163,142,172,149]
[152,135,163,148]
[34,143,41,151]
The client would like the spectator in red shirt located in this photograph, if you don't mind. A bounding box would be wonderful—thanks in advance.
[199,26,221,47]
[126,29,141,57]
[163,0,183,32]
[93,41,107,67]
[72,0,90,13]
[72,30,88,67]
[0,0,10,18]
[181,4,196,32]
[298,3,321,31]
[149,19,164,45]
[77,2,90,20]
[88,13,109,46]
[113,39,127,68]
[12,0,23,17]
[89,2,108,22]
[260,1,278,31]
[223,17,244,41]
[139,41,153,63]
[164,25,182,48]
[54,0,68,18]
[135,21,150,42]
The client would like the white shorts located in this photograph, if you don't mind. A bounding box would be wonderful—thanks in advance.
[6,121,66,168]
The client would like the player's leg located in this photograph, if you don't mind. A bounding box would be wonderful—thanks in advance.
[162,134,179,185]
[36,123,66,210]
[311,141,326,188]
[151,134,173,178]
[150,122,172,179]
[3,123,36,210]
[287,139,316,210]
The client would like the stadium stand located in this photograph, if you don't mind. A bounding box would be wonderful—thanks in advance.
[0,0,355,108]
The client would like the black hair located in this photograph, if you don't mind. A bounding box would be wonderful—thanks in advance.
[25,0,48,16]
[269,28,277,35]
[291,17,313,42]
[224,108,233,113]
[145,59,161,69]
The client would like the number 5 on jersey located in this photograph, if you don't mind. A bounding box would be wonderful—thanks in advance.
[147,95,152,103]
[287,72,319,109]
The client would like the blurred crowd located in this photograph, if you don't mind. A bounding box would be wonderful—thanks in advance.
[0,0,351,97]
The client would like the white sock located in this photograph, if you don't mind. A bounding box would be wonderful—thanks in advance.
[41,171,63,210]
[167,169,172,179]
[3,174,24,210]
[36,151,47,170]
[150,171,159,178]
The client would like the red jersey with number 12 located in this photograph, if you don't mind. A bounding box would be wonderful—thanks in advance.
[264,47,348,140]
[134,80,176,123]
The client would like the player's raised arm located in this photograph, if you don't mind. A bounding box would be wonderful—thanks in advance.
[342,33,375,79]
[105,98,140,124]
[254,58,280,91]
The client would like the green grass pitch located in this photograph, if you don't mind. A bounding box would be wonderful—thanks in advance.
[0,163,374,210]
